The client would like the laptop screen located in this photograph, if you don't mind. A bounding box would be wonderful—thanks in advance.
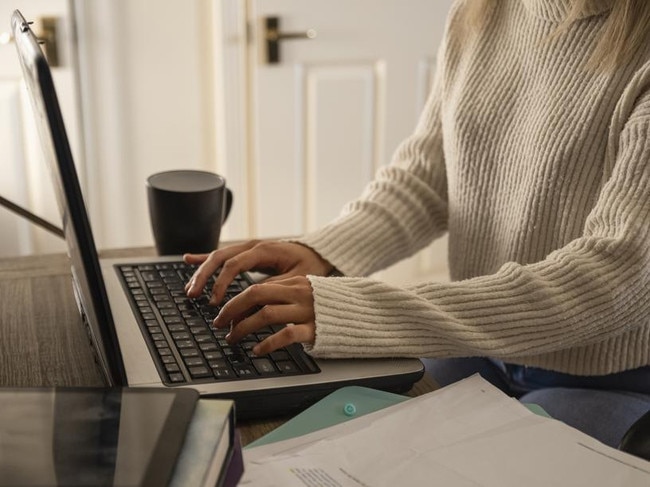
[12,10,127,386]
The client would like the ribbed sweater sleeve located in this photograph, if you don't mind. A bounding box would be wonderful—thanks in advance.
[296,0,650,375]
[305,84,650,375]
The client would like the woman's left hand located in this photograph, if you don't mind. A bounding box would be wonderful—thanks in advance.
[213,276,316,356]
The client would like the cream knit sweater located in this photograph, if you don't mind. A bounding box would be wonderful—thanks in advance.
[297,0,650,375]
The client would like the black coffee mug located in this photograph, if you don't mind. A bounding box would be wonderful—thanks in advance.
[146,170,233,255]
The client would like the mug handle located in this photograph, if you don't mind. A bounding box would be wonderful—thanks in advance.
[223,188,233,224]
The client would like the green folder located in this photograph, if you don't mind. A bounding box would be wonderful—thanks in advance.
[246,386,550,449]
[247,386,409,448]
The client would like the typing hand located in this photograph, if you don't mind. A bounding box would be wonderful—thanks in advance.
[213,276,316,355]
[183,239,333,305]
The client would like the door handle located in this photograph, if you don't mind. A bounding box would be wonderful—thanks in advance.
[0,16,62,67]
[263,16,317,65]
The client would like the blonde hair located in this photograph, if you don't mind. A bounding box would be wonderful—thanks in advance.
[462,0,650,71]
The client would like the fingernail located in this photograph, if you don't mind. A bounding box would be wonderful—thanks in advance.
[252,345,260,356]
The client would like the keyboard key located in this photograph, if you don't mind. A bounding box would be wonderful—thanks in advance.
[180,348,200,358]
[165,363,180,373]
[194,335,214,344]
[199,343,218,352]
[228,355,249,366]
[212,329,229,338]
[203,351,224,360]
[171,332,191,341]
[240,341,257,351]
[234,365,257,378]
[188,366,212,378]
[168,373,185,383]
[141,271,158,281]
[208,359,228,369]
[276,361,299,374]
[184,357,204,367]
[270,350,290,362]
[186,317,206,327]
[253,358,278,376]
[213,367,234,379]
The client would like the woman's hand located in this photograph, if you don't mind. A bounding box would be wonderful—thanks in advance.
[213,276,316,355]
[184,239,333,305]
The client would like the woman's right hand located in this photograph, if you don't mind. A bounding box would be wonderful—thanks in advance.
[183,240,334,305]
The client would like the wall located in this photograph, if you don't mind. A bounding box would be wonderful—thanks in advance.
[74,0,219,250]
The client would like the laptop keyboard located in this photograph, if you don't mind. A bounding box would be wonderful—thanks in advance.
[117,262,319,385]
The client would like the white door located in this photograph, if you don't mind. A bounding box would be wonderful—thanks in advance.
[218,0,452,283]
[0,0,80,257]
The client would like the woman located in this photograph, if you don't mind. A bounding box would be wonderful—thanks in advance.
[185,0,650,447]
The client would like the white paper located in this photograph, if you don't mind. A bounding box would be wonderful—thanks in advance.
[242,375,650,487]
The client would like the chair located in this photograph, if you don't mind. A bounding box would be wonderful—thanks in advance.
[619,409,650,461]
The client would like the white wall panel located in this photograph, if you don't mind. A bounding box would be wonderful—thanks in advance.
[303,63,381,231]
[75,0,218,250]
[0,0,73,257]
[0,82,31,256]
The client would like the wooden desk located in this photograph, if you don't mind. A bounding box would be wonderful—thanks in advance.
[0,248,438,445]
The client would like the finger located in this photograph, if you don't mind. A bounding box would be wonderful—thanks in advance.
[214,282,293,328]
[225,304,306,343]
[183,254,211,294]
[253,324,315,356]
[263,270,302,283]
[185,241,258,296]
[183,253,210,265]
[186,250,226,296]
[208,246,285,305]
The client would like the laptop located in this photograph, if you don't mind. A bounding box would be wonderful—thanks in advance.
[12,10,423,418]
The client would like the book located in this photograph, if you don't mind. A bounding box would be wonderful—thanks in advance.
[171,398,242,487]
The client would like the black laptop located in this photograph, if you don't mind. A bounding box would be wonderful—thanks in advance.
[12,10,423,418]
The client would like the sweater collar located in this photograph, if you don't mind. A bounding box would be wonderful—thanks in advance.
[521,0,615,22]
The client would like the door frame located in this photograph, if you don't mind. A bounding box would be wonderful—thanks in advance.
[213,0,253,239]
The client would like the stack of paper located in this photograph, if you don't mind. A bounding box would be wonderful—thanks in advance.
[242,375,650,486]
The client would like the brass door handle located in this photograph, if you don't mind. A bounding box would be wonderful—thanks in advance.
[263,16,317,65]
[1,17,61,67]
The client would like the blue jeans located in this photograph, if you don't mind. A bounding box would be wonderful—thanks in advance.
[421,357,650,448]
